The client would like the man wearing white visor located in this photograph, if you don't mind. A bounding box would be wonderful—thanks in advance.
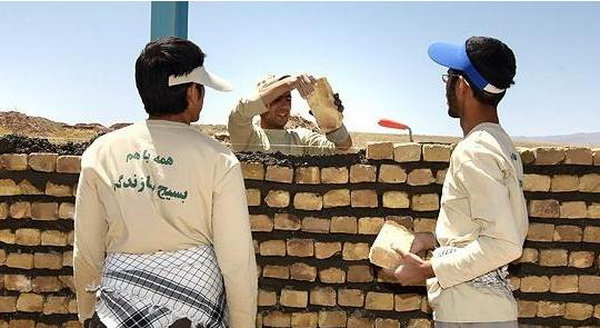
[387,36,528,327]
[74,37,257,328]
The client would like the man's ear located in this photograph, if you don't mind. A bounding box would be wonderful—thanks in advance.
[457,77,472,96]
[186,84,198,103]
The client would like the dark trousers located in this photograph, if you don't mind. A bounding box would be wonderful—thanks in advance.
[85,313,195,328]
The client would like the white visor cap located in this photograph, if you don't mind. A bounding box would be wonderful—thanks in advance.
[168,66,233,92]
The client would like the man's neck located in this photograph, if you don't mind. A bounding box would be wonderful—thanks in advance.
[460,104,499,136]
[148,112,191,125]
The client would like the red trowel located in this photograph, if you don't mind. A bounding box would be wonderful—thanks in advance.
[378,119,413,142]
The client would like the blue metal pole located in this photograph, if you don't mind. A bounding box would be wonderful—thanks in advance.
[150,2,189,41]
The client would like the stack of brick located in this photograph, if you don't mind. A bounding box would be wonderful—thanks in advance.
[1,142,599,327]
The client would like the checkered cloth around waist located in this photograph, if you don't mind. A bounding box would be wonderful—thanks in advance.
[433,246,513,298]
[96,245,228,328]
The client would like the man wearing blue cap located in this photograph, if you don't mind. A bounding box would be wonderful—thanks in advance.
[389,36,528,327]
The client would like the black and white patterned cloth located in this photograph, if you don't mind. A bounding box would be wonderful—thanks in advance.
[433,246,513,298]
[96,245,228,328]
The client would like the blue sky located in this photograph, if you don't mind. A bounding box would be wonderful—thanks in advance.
[1,2,599,138]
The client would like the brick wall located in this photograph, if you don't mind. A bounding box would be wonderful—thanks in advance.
[0,143,599,327]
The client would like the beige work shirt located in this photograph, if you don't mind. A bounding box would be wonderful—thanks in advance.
[228,93,348,156]
[428,122,528,323]
[73,120,257,327]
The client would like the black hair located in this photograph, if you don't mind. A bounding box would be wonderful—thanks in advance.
[135,37,205,116]
[463,36,517,107]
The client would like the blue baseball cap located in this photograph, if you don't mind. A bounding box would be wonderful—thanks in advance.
[428,41,506,94]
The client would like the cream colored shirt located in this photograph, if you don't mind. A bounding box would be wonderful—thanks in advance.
[228,93,349,156]
[73,120,257,327]
[428,122,528,323]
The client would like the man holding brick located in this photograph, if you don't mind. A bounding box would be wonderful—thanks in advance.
[389,36,528,327]
[73,37,256,328]
[227,74,352,155]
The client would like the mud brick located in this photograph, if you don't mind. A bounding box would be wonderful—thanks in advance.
[0,154,28,170]
[550,275,579,293]
[411,193,439,211]
[0,296,16,313]
[256,313,263,328]
[376,319,400,328]
[583,226,600,243]
[255,239,261,253]
[520,276,550,293]
[551,175,579,192]
[337,289,364,307]
[45,182,73,197]
[260,240,286,257]
[294,193,322,211]
[280,289,308,308]
[321,167,349,184]
[528,199,560,218]
[323,189,350,208]
[34,253,62,270]
[19,180,43,195]
[262,265,289,279]
[246,189,261,206]
[15,229,41,246]
[509,276,520,291]
[68,299,78,314]
[539,249,568,267]
[29,153,58,172]
[569,251,595,268]
[62,321,82,328]
[526,223,554,242]
[291,312,318,328]
[413,218,437,233]
[290,263,317,282]
[553,225,583,242]
[394,293,421,312]
[16,293,43,312]
[378,164,407,184]
[434,169,447,185]
[41,230,68,246]
[9,320,35,328]
[537,301,565,318]
[523,174,551,192]
[367,142,394,160]
[382,191,409,209]
[301,217,330,233]
[407,169,435,186]
[31,202,58,220]
[564,147,593,165]
[32,277,61,293]
[263,311,291,327]
[330,216,357,234]
[560,201,587,218]
[72,183,78,196]
[274,213,301,231]
[10,202,31,219]
[516,248,539,264]
[565,302,594,320]
[350,164,377,183]
[318,311,346,328]
[265,190,289,208]
[406,319,432,328]
[351,189,378,208]
[250,215,273,232]
[579,275,600,294]
[0,249,5,264]
[347,315,373,328]
[57,202,74,219]
[58,276,75,292]
[347,265,373,283]
[423,144,452,162]
[0,229,15,244]
[240,162,264,180]
[295,167,320,184]
[0,203,7,219]
[287,239,314,257]
[67,231,74,246]
[4,275,32,292]
[43,296,69,314]
[310,287,336,306]
[594,148,600,166]
[319,267,345,284]
[55,155,81,174]
[517,147,535,165]
[580,173,600,192]
[342,242,369,261]
[358,217,385,234]
[63,251,73,267]
[394,142,421,162]
[266,165,293,183]
[258,289,277,306]
[314,242,341,259]
[0,179,20,196]
[377,268,398,283]
[7,253,33,269]
[596,304,600,320]
[588,202,600,218]
[534,147,565,165]
[518,300,538,318]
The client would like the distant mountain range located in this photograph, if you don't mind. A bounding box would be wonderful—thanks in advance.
[515,132,600,147]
